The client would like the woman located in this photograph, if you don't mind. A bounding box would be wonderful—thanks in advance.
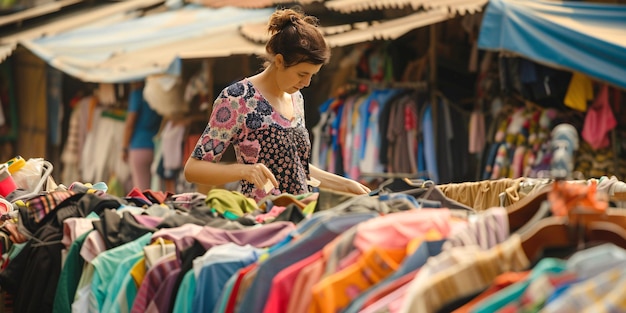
[184,8,370,201]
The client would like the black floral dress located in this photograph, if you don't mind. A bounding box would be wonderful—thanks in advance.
[192,79,311,201]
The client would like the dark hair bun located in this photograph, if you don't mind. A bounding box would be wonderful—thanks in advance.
[268,8,319,35]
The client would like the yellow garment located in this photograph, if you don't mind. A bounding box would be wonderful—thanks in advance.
[303,201,316,216]
[564,72,594,111]
[437,178,524,211]
[205,189,258,216]
[130,258,146,288]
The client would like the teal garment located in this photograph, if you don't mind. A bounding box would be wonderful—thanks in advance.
[471,258,567,313]
[106,258,141,313]
[53,230,92,313]
[212,273,237,313]
[88,232,152,313]
[100,251,144,313]
[6,241,26,264]
[173,270,196,313]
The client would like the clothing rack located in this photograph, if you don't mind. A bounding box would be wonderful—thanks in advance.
[348,78,428,91]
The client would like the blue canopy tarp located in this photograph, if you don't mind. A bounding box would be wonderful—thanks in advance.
[478,0,626,90]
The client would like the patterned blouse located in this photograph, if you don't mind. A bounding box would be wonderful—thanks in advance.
[192,79,311,201]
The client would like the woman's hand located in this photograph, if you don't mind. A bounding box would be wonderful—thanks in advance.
[342,178,371,195]
[242,163,279,191]
[309,164,371,195]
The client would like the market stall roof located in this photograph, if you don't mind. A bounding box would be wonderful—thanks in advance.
[0,44,16,63]
[241,0,486,48]
[6,0,487,83]
[192,0,486,14]
[0,0,84,27]
[0,0,166,62]
[478,0,626,90]
[185,0,301,8]
[18,5,271,83]
[321,0,487,14]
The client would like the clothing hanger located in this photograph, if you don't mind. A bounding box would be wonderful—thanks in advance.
[517,181,626,263]
[363,171,433,195]
[506,185,551,233]
[586,221,626,250]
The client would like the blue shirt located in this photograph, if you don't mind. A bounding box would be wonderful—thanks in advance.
[238,212,378,313]
[128,88,162,150]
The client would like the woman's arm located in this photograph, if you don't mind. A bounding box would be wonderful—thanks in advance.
[309,164,370,195]
[184,157,278,190]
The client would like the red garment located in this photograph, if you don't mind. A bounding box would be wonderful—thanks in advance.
[225,263,257,313]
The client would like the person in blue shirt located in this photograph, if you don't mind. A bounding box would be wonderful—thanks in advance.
[122,82,163,191]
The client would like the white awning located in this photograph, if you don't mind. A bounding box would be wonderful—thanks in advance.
[0,0,166,45]
[17,5,271,82]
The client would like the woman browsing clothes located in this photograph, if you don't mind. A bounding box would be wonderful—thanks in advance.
[184,8,370,201]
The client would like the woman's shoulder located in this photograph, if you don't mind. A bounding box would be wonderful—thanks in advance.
[218,79,257,102]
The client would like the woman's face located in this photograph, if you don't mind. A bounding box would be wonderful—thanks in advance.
[275,55,323,94]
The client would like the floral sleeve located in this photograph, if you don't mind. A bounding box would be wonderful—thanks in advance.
[191,86,245,162]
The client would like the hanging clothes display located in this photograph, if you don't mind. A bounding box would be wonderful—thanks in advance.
[0,163,625,313]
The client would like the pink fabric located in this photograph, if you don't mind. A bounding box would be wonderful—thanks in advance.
[132,214,164,228]
[511,146,526,178]
[80,231,107,262]
[353,209,454,252]
[62,218,95,250]
[255,205,287,223]
[469,110,486,154]
[582,85,617,150]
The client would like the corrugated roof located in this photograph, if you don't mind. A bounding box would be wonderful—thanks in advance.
[323,0,488,14]
[0,0,84,27]
[325,8,453,46]
[240,7,457,47]
[6,0,486,81]
[19,5,271,82]
[185,0,325,8]
[0,44,16,62]
[239,21,354,43]
[186,0,294,8]
[0,0,165,45]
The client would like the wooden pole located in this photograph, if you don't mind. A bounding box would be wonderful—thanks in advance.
[429,24,438,173]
